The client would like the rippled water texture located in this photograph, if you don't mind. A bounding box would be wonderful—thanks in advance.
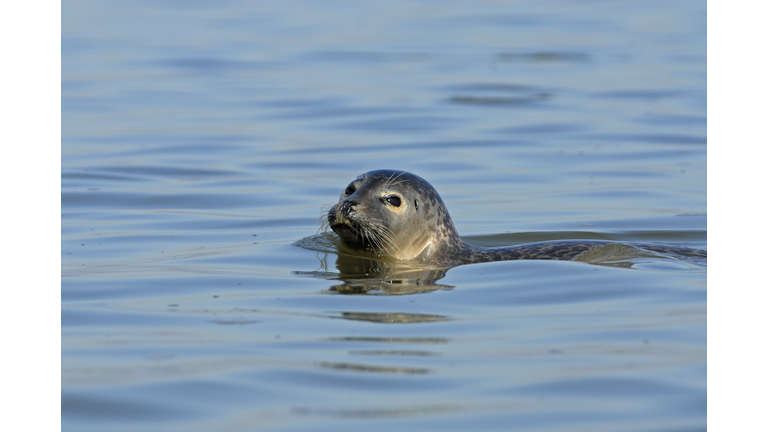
[62,1,706,431]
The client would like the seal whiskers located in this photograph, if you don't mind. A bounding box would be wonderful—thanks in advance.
[359,217,399,256]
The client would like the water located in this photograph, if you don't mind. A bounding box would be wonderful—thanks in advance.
[62,1,706,431]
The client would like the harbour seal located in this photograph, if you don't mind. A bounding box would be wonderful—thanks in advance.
[326,169,706,267]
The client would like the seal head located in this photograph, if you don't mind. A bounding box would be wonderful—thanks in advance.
[327,169,462,263]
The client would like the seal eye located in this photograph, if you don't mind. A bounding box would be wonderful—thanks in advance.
[384,196,402,207]
[344,185,356,195]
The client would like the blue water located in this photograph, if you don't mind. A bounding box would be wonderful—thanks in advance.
[62,1,706,431]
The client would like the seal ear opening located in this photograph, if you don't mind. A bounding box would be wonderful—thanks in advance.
[415,199,419,210]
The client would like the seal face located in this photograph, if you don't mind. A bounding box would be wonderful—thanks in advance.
[327,170,459,262]
[327,169,706,267]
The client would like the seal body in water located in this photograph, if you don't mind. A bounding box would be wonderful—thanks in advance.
[327,169,706,267]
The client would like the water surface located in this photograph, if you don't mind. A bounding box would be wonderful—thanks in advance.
[62,1,706,431]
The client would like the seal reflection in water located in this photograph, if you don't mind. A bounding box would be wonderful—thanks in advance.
[327,169,706,268]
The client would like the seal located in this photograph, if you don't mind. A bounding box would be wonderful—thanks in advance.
[326,169,706,267]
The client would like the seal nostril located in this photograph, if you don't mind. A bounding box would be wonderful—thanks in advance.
[341,200,358,216]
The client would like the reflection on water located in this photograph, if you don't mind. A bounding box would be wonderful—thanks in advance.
[295,230,706,295]
[495,52,592,63]
[326,253,452,296]
[316,361,431,375]
[332,311,450,324]
[448,93,552,106]
[295,232,454,295]
[211,316,261,325]
[348,350,440,357]
[446,81,554,106]
[326,337,449,344]
[328,279,451,295]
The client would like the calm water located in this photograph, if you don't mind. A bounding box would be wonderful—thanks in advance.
[62,1,706,431]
